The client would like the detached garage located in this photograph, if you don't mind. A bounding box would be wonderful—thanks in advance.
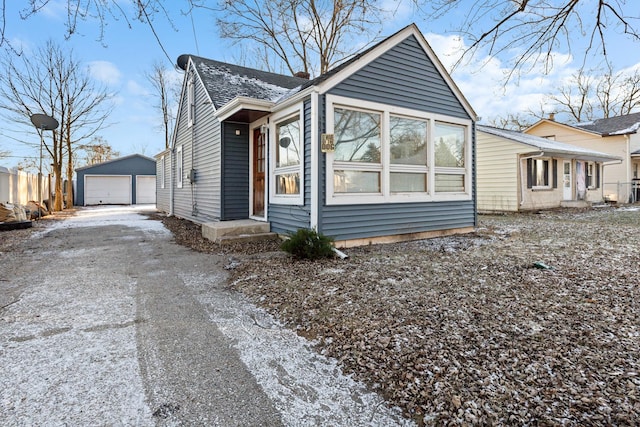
[76,154,156,206]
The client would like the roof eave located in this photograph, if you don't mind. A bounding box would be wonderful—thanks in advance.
[523,149,621,163]
[215,96,275,122]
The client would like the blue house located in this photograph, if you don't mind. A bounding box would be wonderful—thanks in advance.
[156,24,478,247]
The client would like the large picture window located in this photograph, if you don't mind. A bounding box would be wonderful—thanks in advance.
[434,122,465,193]
[326,95,471,204]
[334,108,381,193]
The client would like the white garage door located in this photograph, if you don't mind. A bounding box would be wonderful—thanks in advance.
[136,175,156,204]
[85,175,131,205]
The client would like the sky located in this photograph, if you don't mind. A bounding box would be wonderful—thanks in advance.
[1,0,638,170]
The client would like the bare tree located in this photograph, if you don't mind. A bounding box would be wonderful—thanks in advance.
[78,136,120,166]
[0,40,112,210]
[545,66,640,123]
[146,61,177,149]
[205,0,387,76]
[485,113,535,131]
[428,1,640,81]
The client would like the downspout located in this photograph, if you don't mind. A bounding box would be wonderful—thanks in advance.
[518,152,545,206]
[625,135,631,202]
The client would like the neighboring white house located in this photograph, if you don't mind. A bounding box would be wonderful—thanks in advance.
[477,125,621,212]
[526,113,640,203]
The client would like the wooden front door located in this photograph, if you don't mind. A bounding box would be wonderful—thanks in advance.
[253,128,266,217]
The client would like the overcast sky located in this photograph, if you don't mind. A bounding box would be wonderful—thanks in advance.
[1,1,638,169]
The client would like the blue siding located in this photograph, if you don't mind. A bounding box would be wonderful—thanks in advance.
[329,35,470,120]
[268,99,312,235]
[75,155,156,206]
[221,122,249,220]
[317,35,476,242]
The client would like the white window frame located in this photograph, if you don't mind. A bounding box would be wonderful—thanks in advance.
[586,161,596,189]
[160,155,165,189]
[325,94,472,205]
[531,158,552,190]
[270,103,305,205]
[187,76,195,127]
[176,146,183,189]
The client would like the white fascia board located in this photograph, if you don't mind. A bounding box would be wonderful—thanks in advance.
[214,96,274,121]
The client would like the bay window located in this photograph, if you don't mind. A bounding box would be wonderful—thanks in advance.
[327,95,471,204]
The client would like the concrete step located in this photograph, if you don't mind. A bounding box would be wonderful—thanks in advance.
[202,219,271,243]
[217,232,280,245]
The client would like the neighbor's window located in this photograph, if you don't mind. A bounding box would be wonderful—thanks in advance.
[526,158,551,188]
[586,161,600,189]
[275,115,301,195]
[176,146,183,188]
[390,115,428,192]
[434,122,466,193]
[333,107,381,193]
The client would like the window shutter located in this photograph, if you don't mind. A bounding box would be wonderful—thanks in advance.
[596,163,601,188]
[552,159,558,188]
[527,158,533,189]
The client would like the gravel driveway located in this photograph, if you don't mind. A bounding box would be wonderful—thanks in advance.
[0,206,410,426]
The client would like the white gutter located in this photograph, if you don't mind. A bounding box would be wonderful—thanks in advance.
[169,147,174,216]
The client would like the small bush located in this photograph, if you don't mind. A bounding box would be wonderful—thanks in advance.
[280,228,335,260]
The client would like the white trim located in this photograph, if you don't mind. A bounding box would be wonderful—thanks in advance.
[314,24,476,120]
[325,94,472,205]
[176,145,183,189]
[310,91,319,229]
[269,103,305,205]
[249,118,269,221]
[215,97,274,122]
[160,155,165,189]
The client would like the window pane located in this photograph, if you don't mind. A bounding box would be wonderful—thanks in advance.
[276,116,300,167]
[275,173,300,195]
[535,159,549,186]
[435,123,465,167]
[334,108,381,163]
[390,116,427,165]
[435,174,464,192]
[334,170,380,193]
[391,173,426,192]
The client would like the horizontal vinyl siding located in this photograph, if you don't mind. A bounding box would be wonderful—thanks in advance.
[329,35,470,120]
[317,34,477,242]
[172,63,221,224]
[321,201,475,241]
[476,132,520,212]
[221,122,249,220]
[269,98,312,234]
[155,152,171,213]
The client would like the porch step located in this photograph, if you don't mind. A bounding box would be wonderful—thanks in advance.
[217,232,280,245]
[560,200,590,209]
[202,219,272,243]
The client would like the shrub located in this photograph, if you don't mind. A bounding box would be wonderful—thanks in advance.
[280,228,335,260]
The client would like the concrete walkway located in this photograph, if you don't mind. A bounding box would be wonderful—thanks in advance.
[0,206,412,426]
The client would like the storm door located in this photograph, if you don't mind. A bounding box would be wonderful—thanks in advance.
[563,161,572,200]
[252,128,266,217]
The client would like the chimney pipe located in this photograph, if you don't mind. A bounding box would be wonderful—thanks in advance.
[294,71,310,79]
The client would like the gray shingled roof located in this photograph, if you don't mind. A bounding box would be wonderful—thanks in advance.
[574,112,640,136]
[478,125,620,162]
[188,56,309,109]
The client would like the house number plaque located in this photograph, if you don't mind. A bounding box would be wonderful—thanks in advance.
[321,134,335,152]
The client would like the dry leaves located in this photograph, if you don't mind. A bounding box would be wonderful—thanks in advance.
[163,207,640,425]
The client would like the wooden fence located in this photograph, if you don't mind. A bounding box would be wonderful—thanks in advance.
[0,167,50,206]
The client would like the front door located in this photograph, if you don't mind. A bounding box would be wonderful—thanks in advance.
[252,128,266,217]
[563,161,572,200]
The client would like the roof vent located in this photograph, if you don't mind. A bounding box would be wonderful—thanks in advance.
[548,112,555,121]
[294,71,310,79]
